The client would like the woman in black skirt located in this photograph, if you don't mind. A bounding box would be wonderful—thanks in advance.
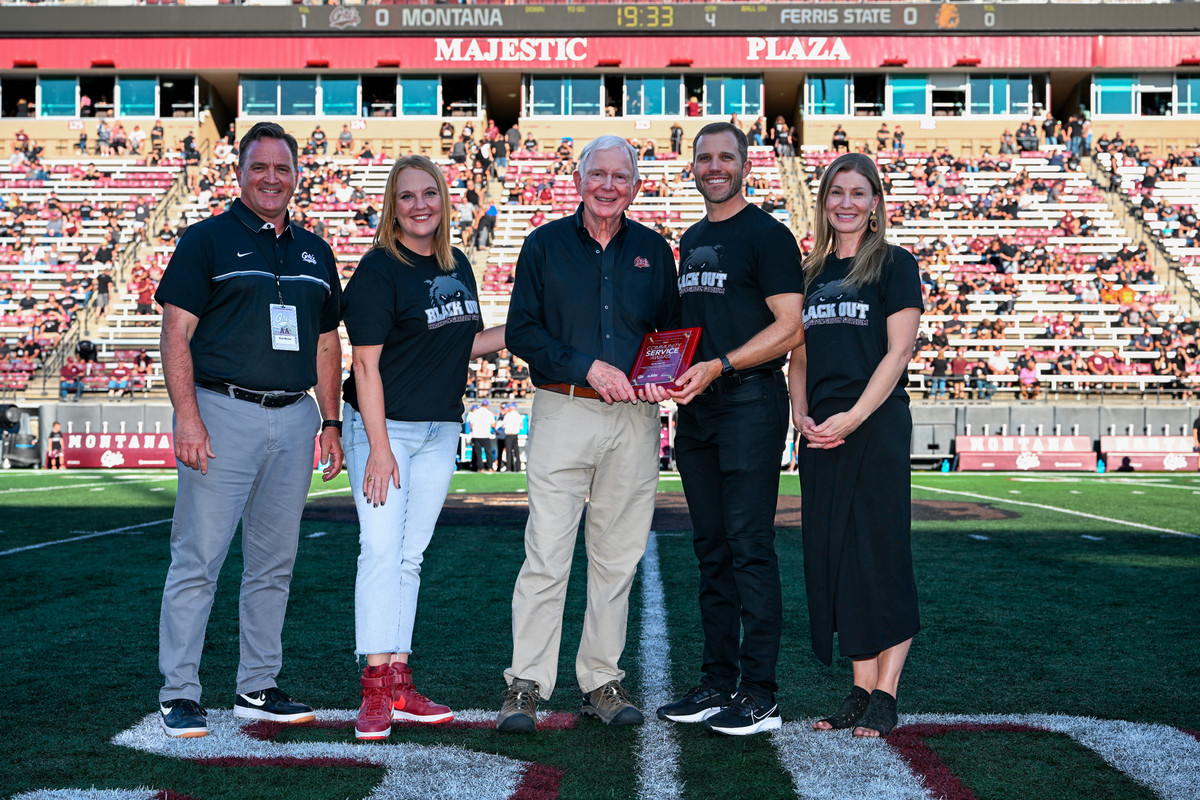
[788,152,923,737]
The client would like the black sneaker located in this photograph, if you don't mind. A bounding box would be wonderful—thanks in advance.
[656,683,734,723]
[704,691,781,736]
[160,698,208,738]
[232,687,316,723]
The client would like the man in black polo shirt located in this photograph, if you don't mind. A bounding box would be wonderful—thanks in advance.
[650,122,803,736]
[154,122,344,739]
[498,135,680,733]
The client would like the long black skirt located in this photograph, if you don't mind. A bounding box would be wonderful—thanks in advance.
[798,395,920,666]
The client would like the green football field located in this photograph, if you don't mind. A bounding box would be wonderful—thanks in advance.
[1,468,1198,800]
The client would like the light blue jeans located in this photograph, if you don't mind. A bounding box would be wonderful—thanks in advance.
[344,403,461,655]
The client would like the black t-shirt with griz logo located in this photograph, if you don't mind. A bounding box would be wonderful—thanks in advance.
[677,203,803,369]
[801,245,923,410]
[342,244,483,422]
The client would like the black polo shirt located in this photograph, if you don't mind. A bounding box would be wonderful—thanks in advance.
[155,198,341,392]
[506,203,680,387]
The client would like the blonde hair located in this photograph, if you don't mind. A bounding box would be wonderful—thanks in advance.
[803,152,890,291]
[373,154,455,272]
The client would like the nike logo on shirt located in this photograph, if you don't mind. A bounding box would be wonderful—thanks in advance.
[237,251,253,258]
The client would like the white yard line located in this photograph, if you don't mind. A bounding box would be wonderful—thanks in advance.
[912,484,1198,538]
[306,487,348,499]
[0,518,173,556]
[0,477,176,495]
[1101,477,1200,491]
[636,532,684,800]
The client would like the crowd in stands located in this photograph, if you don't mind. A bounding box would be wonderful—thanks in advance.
[4,109,1198,404]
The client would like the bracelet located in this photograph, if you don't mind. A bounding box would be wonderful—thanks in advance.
[321,419,342,431]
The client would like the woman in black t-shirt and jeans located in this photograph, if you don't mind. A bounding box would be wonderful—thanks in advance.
[341,155,504,740]
[788,152,923,738]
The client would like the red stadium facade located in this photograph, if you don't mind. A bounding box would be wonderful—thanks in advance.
[2,2,1199,155]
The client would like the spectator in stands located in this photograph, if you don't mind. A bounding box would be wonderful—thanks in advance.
[491,135,508,178]
[150,120,164,154]
[129,125,146,155]
[133,271,156,321]
[499,134,679,734]
[1016,120,1039,151]
[747,117,763,147]
[949,347,970,400]
[987,344,1013,381]
[928,347,948,399]
[876,123,890,153]
[1041,111,1059,147]
[828,124,849,154]
[970,358,995,400]
[111,123,129,155]
[1087,349,1112,377]
[506,123,522,155]
[339,153,505,739]
[97,119,112,156]
[337,124,354,155]
[309,125,327,155]
[523,132,538,153]
[107,362,131,399]
[59,358,84,401]
[357,141,375,161]
[133,348,154,389]
[686,95,701,116]
[893,125,905,154]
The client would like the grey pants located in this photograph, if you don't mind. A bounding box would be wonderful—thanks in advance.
[159,387,319,703]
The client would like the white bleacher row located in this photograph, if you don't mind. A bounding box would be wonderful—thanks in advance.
[1098,151,1200,300]
[2,158,179,330]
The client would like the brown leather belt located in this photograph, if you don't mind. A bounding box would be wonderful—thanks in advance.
[536,383,603,400]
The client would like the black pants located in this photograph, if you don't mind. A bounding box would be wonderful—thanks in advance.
[674,371,789,697]
[495,436,508,469]
[471,437,492,471]
[505,437,522,472]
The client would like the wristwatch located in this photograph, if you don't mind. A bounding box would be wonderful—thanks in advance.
[321,419,342,431]
[719,355,734,376]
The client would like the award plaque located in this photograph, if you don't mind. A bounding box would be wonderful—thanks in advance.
[629,327,702,387]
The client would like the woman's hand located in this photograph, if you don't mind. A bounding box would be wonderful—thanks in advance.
[805,410,864,449]
[362,445,401,508]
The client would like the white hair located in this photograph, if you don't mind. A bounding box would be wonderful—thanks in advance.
[577,135,640,182]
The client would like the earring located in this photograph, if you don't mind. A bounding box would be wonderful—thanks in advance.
[869,218,879,232]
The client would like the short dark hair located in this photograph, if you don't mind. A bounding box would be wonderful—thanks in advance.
[692,122,748,165]
[238,122,298,171]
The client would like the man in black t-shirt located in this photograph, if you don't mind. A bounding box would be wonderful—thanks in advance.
[154,122,344,740]
[650,123,804,736]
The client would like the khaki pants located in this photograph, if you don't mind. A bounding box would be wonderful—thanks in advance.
[505,390,660,697]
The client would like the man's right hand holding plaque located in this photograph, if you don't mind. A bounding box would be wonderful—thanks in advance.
[628,328,702,388]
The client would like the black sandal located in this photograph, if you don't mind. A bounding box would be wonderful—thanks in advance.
[813,685,871,730]
[853,689,898,737]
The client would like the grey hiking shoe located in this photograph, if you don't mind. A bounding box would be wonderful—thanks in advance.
[497,679,539,733]
[581,680,644,726]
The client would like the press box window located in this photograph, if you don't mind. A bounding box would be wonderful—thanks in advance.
[118,78,157,117]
